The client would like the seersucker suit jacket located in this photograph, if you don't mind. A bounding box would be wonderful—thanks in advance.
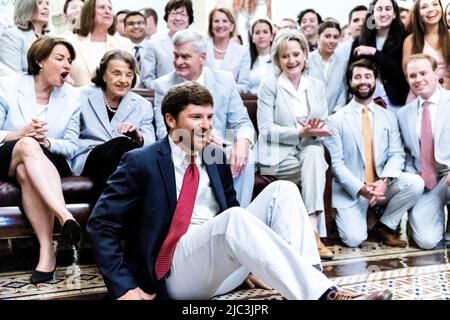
[152,67,255,144]
[324,100,405,209]
[140,32,175,89]
[71,85,156,176]
[0,74,81,166]
[397,88,450,174]
[257,73,329,167]
[205,39,250,93]
[0,27,37,73]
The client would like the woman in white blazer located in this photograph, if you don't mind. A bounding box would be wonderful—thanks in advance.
[66,0,132,87]
[72,50,155,196]
[0,37,82,284]
[257,29,333,260]
[205,7,250,93]
[0,0,50,73]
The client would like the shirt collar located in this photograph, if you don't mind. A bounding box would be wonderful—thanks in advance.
[168,135,200,168]
[279,73,311,94]
[349,99,376,113]
[184,69,205,86]
[418,87,441,108]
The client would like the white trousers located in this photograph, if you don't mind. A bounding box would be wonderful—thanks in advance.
[260,144,328,236]
[166,181,334,300]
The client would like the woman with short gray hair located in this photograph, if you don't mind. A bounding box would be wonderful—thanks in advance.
[0,0,50,73]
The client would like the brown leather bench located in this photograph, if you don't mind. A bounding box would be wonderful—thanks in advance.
[0,89,332,240]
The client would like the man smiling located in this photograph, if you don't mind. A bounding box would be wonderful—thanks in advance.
[87,81,392,301]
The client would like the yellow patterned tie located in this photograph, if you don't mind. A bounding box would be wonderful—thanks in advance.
[362,106,375,183]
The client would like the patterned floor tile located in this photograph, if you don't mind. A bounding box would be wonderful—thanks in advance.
[0,241,448,300]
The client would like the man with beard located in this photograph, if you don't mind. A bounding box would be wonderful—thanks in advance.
[324,59,423,248]
[87,81,393,300]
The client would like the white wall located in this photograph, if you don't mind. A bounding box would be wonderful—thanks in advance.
[272,0,372,26]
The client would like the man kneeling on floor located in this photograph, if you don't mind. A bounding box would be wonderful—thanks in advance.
[325,59,423,248]
[87,81,392,300]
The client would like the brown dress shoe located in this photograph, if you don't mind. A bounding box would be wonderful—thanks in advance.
[315,232,334,260]
[327,289,393,300]
[377,225,407,247]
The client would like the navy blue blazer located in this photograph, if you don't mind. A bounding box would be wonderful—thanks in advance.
[86,137,239,299]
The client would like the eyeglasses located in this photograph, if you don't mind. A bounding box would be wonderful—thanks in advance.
[169,10,187,17]
[126,21,145,27]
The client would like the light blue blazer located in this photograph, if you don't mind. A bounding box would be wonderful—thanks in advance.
[205,39,250,93]
[153,67,255,144]
[257,74,328,167]
[306,50,348,113]
[397,88,450,174]
[324,100,405,209]
[0,27,37,73]
[140,33,175,89]
[71,85,156,176]
[0,74,81,164]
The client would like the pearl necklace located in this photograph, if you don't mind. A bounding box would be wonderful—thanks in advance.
[103,93,117,113]
[213,45,227,54]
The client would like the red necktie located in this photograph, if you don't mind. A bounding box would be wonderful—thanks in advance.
[155,155,199,280]
[420,101,437,190]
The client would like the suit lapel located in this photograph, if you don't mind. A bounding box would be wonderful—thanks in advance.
[434,89,450,143]
[88,88,113,138]
[205,163,227,212]
[110,92,135,128]
[345,106,365,161]
[46,85,66,126]
[78,36,96,76]
[16,75,36,124]
[204,67,218,101]
[407,101,420,158]
[158,138,177,215]
[372,107,383,164]
[277,76,298,125]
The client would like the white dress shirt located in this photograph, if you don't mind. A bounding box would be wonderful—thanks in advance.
[279,73,311,127]
[169,136,220,231]
[416,88,440,137]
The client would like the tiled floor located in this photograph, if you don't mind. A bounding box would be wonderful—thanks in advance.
[0,238,448,300]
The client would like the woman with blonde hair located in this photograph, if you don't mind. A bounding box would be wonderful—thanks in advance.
[205,7,251,93]
[257,29,333,260]
[0,0,50,73]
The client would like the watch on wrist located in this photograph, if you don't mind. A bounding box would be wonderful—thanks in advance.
[382,177,394,186]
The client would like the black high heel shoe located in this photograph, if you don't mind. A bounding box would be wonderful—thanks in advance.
[30,268,56,284]
[61,219,81,249]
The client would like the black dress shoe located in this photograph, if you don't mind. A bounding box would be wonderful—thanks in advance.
[61,219,81,249]
[30,268,55,284]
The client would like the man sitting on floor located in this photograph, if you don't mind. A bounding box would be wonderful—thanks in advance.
[87,81,393,300]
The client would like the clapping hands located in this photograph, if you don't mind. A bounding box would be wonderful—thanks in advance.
[298,118,331,138]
